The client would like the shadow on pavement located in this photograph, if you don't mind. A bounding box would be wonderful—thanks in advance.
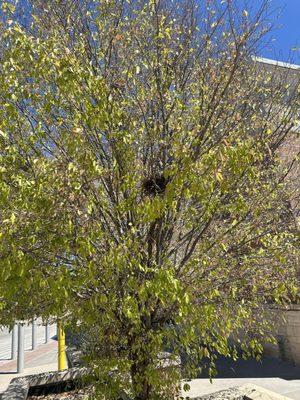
[200,355,300,381]
[0,372,17,375]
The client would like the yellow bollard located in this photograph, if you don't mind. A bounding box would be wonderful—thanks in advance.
[57,320,67,370]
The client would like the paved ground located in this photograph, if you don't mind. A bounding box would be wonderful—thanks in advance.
[0,322,57,360]
[0,323,58,393]
[184,377,300,399]
[183,356,300,399]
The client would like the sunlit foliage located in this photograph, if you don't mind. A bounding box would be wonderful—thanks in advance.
[0,1,299,399]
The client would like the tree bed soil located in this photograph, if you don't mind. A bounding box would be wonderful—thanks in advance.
[28,386,93,399]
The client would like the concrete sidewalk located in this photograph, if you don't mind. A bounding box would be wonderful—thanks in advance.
[182,355,300,400]
[0,339,58,393]
[183,377,300,400]
[0,323,57,360]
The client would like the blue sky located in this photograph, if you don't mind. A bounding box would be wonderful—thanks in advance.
[261,0,300,64]
[11,0,300,66]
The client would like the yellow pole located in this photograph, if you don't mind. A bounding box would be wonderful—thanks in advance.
[57,320,67,370]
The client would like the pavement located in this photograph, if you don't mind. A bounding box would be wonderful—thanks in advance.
[0,323,57,360]
[0,323,58,393]
[184,378,300,399]
[183,355,300,399]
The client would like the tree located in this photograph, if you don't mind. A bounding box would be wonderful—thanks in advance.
[0,0,299,398]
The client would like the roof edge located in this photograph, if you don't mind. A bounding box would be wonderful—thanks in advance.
[253,56,300,71]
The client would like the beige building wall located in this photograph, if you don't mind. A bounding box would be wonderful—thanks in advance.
[264,305,300,366]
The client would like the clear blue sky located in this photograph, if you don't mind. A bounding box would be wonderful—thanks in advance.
[261,0,300,64]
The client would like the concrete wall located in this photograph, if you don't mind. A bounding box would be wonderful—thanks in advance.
[264,305,300,366]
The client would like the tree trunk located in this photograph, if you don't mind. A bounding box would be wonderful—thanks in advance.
[131,359,152,400]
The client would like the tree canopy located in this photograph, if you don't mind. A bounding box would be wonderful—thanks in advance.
[0,1,299,399]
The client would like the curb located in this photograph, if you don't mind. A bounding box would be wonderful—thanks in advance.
[0,367,89,400]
